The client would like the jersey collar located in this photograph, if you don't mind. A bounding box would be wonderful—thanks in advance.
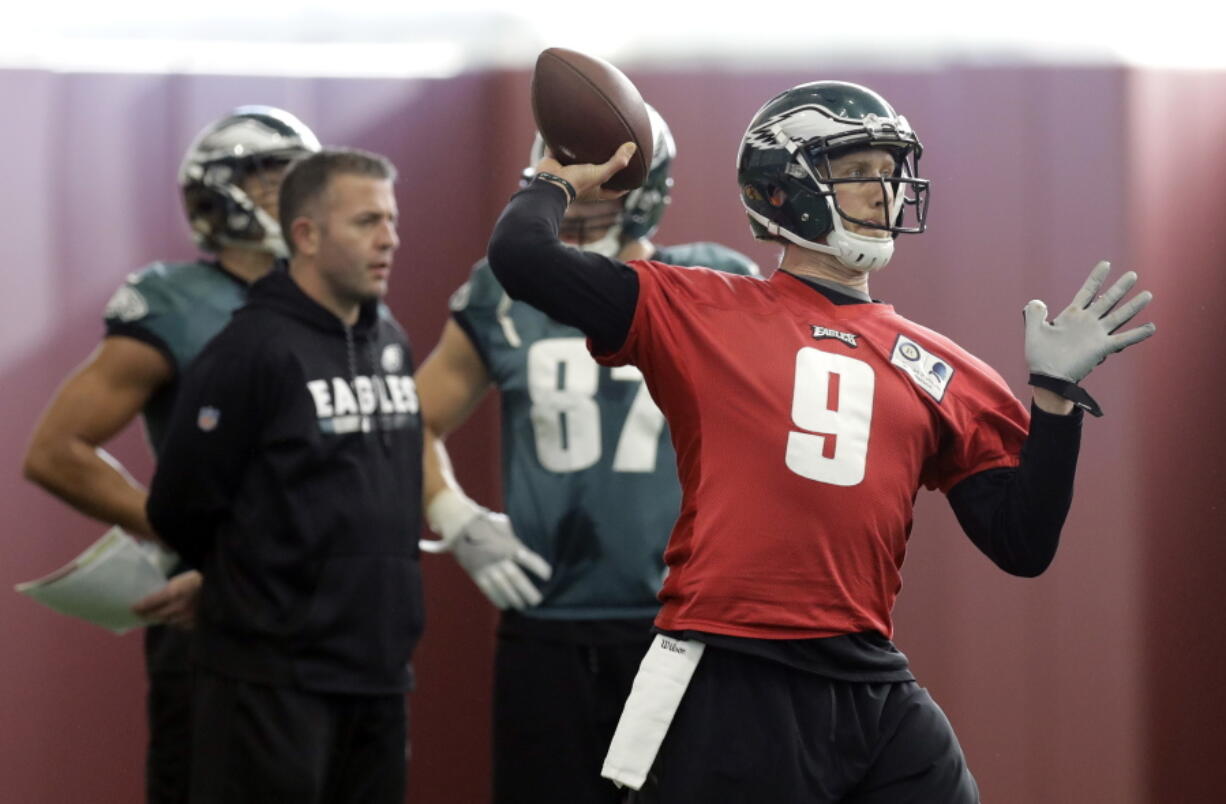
[770,269,895,319]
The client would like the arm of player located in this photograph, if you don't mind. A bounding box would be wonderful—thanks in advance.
[1024,260,1156,417]
[146,344,265,569]
[23,337,171,541]
[24,336,203,627]
[487,144,641,354]
[947,404,1082,577]
[950,262,1155,575]
[415,320,552,609]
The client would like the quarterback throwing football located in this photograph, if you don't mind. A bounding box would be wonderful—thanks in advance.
[487,81,1155,802]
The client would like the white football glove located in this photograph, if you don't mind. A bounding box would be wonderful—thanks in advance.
[420,488,552,610]
[1023,260,1156,416]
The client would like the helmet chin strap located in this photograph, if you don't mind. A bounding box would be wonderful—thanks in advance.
[745,207,893,272]
[821,214,894,272]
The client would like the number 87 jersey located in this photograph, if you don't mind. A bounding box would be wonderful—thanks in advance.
[593,262,1030,641]
[450,244,759,620]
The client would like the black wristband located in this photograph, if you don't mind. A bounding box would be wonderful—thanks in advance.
[1029,373,1103,418]
[534,172,576,204]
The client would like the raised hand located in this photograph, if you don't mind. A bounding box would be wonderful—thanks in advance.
[1024,260,1156,416]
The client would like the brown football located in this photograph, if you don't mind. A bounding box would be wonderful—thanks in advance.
[530,47,652,192]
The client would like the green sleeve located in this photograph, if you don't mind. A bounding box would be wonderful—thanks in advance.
[102,265,183,370]
[448,259,512,369]
[654,242,760,277]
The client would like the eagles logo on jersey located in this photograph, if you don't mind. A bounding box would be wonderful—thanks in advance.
[103,284,150,323]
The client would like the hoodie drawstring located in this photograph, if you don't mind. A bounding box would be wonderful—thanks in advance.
[368,338,392,451]
[345,324,392,452]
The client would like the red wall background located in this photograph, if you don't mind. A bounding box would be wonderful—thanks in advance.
[1,64,1222,803]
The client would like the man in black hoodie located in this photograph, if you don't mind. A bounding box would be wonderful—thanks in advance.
[147,148,423,804]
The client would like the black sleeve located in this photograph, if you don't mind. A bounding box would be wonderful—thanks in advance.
[145,342,269,568]
[105,322,178,375]
[487,179,640,354]
[946,404,1084,577]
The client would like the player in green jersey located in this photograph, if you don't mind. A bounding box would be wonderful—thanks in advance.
[22,106,319,804]
[415,107,759,804]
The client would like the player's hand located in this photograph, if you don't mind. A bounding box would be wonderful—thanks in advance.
[536,142,636,202]
[132,569,201,630]
[1023,260,1155,415]
[420,488,552,609]
[450,510,552,610]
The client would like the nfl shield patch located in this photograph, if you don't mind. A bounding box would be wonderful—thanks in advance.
[197,406,221,432]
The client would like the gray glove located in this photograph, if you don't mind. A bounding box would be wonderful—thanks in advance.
[1024,260,1155,416]
[451,510,552,610]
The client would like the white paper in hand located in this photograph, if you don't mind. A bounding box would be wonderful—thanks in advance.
[15,526,170,634]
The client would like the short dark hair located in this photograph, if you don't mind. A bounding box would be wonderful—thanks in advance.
[278,147,397,254]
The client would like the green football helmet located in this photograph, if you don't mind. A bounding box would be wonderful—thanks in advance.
[179,106,321,258]
[524,104,675,256]
[737,81,929,271]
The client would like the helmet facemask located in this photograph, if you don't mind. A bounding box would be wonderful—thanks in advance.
[797,136,928,271]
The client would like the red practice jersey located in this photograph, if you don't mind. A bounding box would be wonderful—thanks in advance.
[593,263,1029,640]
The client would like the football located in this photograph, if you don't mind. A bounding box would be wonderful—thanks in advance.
[531,47,652,192]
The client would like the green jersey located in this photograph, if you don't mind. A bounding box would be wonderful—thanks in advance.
[451,243,758,619]
[103,260,249,455]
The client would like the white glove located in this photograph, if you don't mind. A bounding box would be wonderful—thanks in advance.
[420,488,552,610]
[1023,260,1155,415]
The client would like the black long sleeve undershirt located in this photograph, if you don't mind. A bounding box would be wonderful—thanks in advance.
[947,404,1081,576]
[489,178,1082,578]
[488,181,638,354]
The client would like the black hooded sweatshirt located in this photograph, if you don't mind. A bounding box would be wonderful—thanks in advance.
[147,269,424,695]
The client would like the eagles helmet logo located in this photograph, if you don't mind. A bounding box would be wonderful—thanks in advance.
[743,106,916,152]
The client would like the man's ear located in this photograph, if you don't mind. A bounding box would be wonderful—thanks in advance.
[290,217,318,257]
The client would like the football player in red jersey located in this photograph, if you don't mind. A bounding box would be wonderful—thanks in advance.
[486,82,1155,803]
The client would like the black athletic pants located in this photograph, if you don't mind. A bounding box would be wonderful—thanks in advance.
[146,670,192,804]
[631,646,979,804]
[188,671,408,804]
[493,629,650,804]
[145,625,192,804]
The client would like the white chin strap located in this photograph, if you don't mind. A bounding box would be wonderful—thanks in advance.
[747,207,894,272]
[821,215,894,272]
[577,223,624,259]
